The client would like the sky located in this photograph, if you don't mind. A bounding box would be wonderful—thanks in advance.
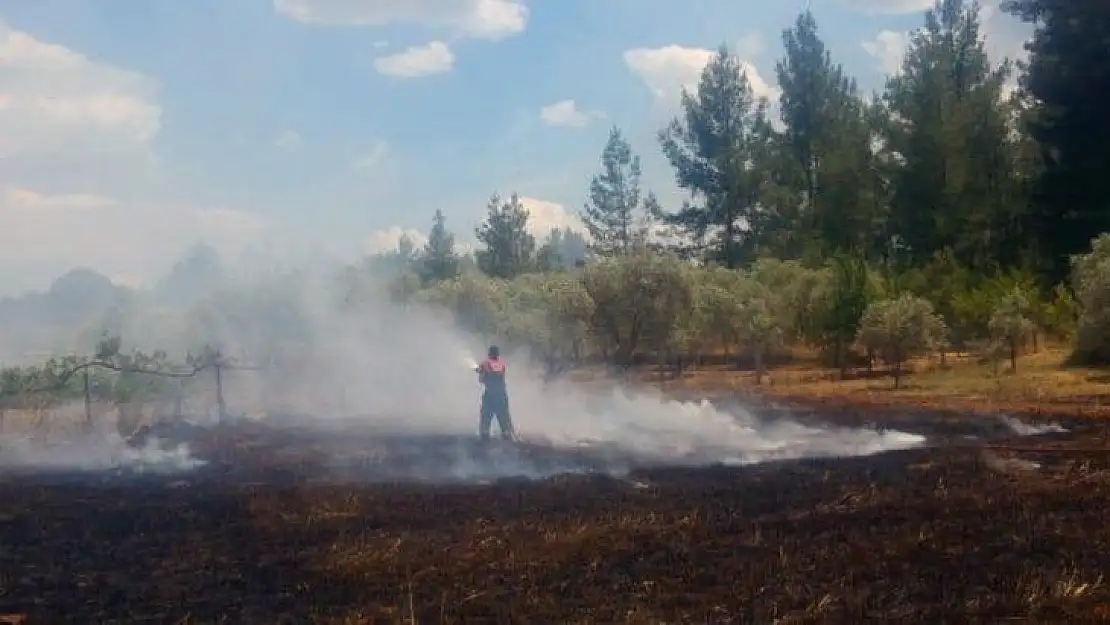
[0,0,1033,295]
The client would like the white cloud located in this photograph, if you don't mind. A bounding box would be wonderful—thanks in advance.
[979,2,1033,66]
[364,198,576,258]
[518,197,583,237]
[0,23,273,294]
[539,99,603,128]
[352,140,390,170]
[862,30,909,74]
[374,41,454,77]
[841,0,933,14]
[273,129,301,149]
[735,33,764,59]
[0,187,270,291]
[273,0,528,40]
[0,20,160,167]
[364,226,427,254]
[862,3,1032,79]
[623,45,778,106]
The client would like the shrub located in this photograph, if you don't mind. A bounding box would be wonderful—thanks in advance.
[856,294,948,388]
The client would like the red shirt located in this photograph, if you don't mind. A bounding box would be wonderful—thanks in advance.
[478,357,506,392]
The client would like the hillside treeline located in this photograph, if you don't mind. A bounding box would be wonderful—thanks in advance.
[363,0,1110,380]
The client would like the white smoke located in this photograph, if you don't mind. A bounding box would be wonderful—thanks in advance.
[999,414,1068,436]
[0,431,204,473]
[0,255,1072,482]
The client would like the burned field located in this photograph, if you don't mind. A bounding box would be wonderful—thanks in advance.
[1,409,1109,624]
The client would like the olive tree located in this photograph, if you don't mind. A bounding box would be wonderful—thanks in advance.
[666,266,713,376]
[698,266,747,364]
[1070,233,1110,364]
[500,272,594,378]
[736,279,782,385]
[856,293,948,389]
[417,273,508,339]
[581,248,692,368]
[987,287,1036,372]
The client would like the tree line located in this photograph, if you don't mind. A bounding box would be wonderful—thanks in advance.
[357,0,1109,381]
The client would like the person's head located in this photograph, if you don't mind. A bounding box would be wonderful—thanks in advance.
[488,345,500,359]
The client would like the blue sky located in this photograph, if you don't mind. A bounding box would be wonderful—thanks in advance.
[0,0,1030,294]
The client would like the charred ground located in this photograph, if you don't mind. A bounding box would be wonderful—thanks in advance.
[1,407,1109,624]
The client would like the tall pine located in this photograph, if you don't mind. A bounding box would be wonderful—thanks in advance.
[1003,0,1110,283]
[475,192,536,279]
[775,10,880,258]
[580,126,657,256]
[658,46,772,268]
[420,209,460,283]
[537,227,589,270]
[880,0,1020,271]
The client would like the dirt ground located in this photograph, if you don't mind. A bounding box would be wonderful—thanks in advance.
[2,398,1110,625]
[658,346,1110,420]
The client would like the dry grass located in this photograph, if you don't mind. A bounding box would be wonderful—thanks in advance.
[659,346,1110,418]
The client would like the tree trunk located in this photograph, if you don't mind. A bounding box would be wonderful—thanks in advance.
[892,347,903,389]
[754,346,765,386]
[836,334,847,380]
[215,363,227,423]
[83,367,93,432]
[1010,339,1018,372]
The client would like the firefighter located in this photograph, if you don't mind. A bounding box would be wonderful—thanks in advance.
[475,345,514,441]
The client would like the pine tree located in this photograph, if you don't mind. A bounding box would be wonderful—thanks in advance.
[536,227,590,270]
[420,209,460,283]
[775,10,879,257]
[1003,0,1110,283]
[580,126,657,256]
[475,192,536,279]
[881,0,1019,271]
[658,46,772,268]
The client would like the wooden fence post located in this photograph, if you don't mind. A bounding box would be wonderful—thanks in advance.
[174,379,184,420]
[214,355,227,424]
[83,366,92,431]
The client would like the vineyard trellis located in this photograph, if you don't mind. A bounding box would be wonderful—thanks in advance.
[0,338,261,438]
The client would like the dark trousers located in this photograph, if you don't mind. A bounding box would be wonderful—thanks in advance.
[479,391,513,440]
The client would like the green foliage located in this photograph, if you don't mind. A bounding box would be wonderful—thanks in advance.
[1041,283,1078,340]
[774,11,879,256]
[536,228,589,271]
[0,335,190,410]
[1002,0,1110,284]
[1069,234,1110,363]
[987,287,1036,371]
[812,253,873,371]
[581,248,693,366]
[948,267,1039,347]
[501,272,594,376]
[580,126,658,256]
[658,46,773,267]
[882,0,1020,271]
[475,192,536,279]
[420,209,461,284]
[856,294,948,388]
